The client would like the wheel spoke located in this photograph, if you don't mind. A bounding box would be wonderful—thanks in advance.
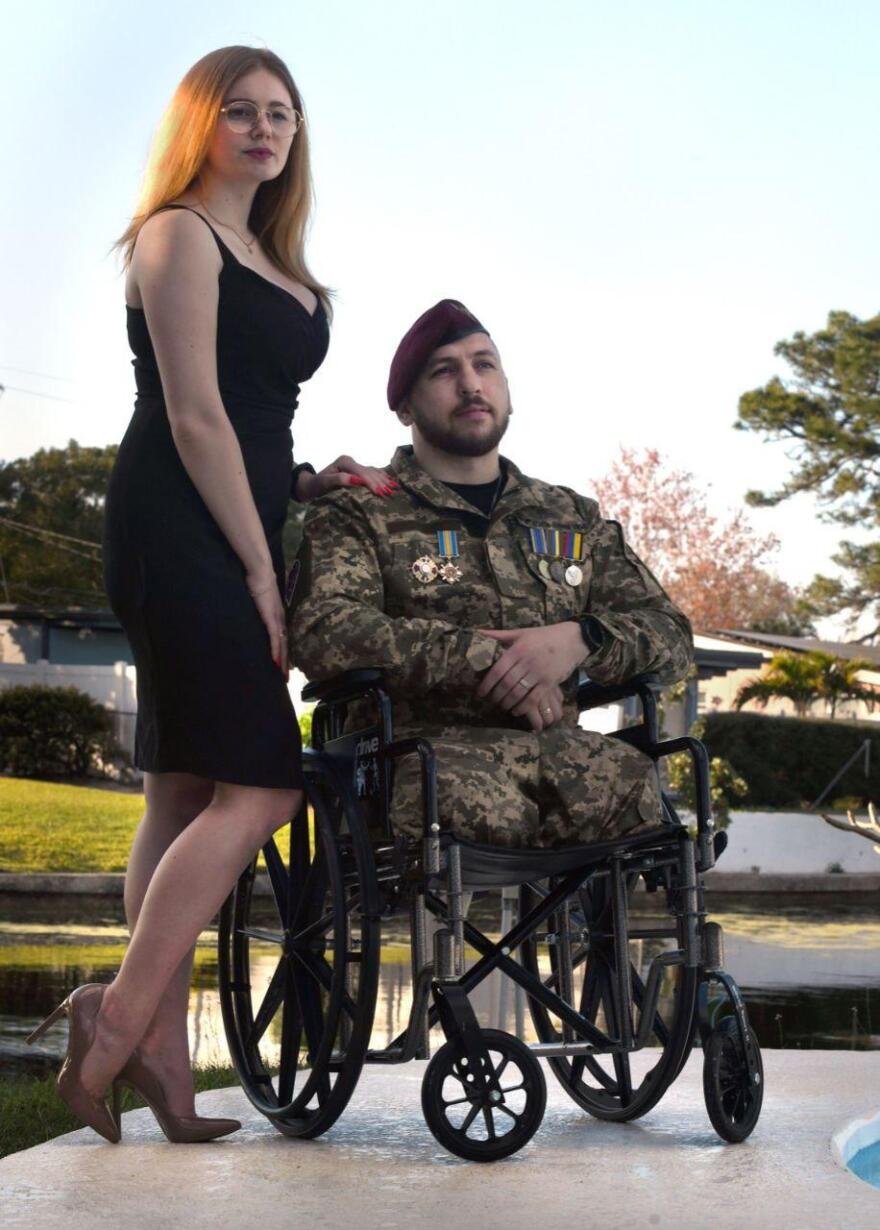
[247,957,287,1047]
[441,1094,473,1109]
[291,908,335,947]
[289,856,327,937]
[460,1102,481,1133]
[261,837,289,922]
[277,963,302,1105]
[494,1056,510,1082]
[238,926,284,946]
[291,949,358,1020]
[482,1107,497,1140]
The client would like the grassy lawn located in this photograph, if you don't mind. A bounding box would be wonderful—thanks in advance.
[0,778,143,873]
[0,776,287,874]
[0,1062,238,1159]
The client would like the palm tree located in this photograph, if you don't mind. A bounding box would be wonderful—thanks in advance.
[811,652,877,718]
[734,650,877,718]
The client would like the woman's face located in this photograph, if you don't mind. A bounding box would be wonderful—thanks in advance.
[204,68,297,186]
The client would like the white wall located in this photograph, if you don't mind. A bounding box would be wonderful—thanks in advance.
[0,661,138,754]
[716,810,880,875]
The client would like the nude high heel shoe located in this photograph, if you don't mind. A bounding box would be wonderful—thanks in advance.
[113,1048,241,1143]
[25,983,121,1144]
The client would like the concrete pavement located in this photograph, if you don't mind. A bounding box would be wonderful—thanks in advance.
[1,1050,879,1229]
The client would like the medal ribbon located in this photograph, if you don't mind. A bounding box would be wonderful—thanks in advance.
[436,529,460,560]
[529,527,584,560]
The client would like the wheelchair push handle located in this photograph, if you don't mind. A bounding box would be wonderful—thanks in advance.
[577,673,662,744]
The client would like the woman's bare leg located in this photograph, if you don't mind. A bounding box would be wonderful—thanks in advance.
[79,782,302,1099]
[122,771,214,1115]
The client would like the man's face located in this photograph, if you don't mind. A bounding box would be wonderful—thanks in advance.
[399,333,512,457]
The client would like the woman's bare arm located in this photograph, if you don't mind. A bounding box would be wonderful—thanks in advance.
[132,209,284,664]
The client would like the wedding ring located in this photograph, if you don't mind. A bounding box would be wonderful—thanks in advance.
[518,677,532,690]
[542,706,553,716]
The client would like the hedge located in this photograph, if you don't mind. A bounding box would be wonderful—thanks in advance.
[700,711,880,809]
[0,684,125,780]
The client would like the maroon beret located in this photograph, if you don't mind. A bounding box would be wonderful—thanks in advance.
[387,299,489,410]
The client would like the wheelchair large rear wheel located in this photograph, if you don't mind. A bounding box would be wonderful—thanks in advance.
[520,873,698,1122]
[218,753,380,1138]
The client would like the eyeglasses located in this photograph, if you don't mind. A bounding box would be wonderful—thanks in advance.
[219,101,303,138]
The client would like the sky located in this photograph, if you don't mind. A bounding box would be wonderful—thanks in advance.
[1,0,878,634]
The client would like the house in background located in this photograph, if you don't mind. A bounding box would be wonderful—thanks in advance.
[695,629,880,723]
[0,605,137,753]
[5,606,876,769]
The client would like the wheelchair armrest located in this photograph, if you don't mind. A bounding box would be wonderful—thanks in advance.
[576,673,661,712]
[301,668,385,704]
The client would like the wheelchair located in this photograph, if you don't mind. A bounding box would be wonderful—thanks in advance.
[217,669,763,1161]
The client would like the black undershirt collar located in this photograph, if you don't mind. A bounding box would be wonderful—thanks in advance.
[442,462,508,518]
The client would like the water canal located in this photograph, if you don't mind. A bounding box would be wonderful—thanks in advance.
[2,892,879,1076]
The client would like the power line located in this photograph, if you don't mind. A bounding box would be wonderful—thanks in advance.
[0,517,102,562]
[0,516,102,549]
[0,364,76,385]
[0,383,77,405]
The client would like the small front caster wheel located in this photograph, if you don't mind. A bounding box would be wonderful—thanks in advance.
[421,1028,546,1162]
[703,1016,763,1143]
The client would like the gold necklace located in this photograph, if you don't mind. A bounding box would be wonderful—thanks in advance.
[197,197,257,254]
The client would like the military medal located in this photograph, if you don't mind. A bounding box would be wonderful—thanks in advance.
[412,555,438,584]
[436,529,462,584]
[529,526,585,583]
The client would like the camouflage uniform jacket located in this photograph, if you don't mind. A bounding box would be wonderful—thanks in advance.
[288,446,693,733]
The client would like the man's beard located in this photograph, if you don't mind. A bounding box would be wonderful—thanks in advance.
[411,400,512,458]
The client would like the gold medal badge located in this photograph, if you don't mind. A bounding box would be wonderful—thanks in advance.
[436,529,462,584]
[412,555,438,584]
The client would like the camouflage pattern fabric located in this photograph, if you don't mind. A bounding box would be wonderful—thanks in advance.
[389,724,661,848]
[288,445,693,846]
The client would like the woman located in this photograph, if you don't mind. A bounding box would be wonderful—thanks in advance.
[27,45,392,1142]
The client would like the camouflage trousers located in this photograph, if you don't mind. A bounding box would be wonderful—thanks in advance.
[389,724,661,849]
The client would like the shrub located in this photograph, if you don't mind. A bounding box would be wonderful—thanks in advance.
[666,746,748,828]
[700,711,880,809]
[0,685,125,780]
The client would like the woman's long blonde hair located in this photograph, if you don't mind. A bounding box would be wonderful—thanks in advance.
[116,46,331,314]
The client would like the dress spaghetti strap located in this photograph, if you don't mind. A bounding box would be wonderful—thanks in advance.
[153,203,231,261]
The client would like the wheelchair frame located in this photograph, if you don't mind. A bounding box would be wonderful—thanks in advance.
[218,670,763,1160]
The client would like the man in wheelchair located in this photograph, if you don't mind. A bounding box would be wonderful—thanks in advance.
[217,299,762,1160]
[288,298,693,850]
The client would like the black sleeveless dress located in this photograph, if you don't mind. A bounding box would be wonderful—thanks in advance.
[103,204,329,787]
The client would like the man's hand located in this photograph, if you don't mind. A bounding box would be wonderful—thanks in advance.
[476,622,589,716]
[512,682,566,731]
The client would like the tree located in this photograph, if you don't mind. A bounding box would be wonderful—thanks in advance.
[591,447,812,634]
[0,440,116,607]
[736,310,880,640]
[734,649,876,719]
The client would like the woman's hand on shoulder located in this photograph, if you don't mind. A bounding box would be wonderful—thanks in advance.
[298,455,398,500]
[133,208,224,426]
